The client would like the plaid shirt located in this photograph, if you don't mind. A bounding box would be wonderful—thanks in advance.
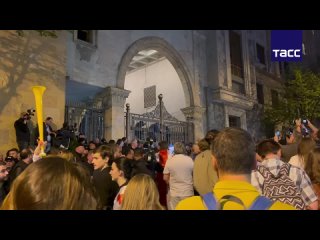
[251,158,318,207]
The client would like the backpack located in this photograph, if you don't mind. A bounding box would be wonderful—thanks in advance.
[201,192,273,210]
[257,163,306,210]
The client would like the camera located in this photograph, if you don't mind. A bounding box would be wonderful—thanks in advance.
[27,108,35,116]
[275,130,281,137]
[302,119,308,125]
[24,109,36,120]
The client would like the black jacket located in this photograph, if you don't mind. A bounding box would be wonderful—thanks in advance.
[93,167,119,210]
[34,122,53,143]
[14,118,30,142]
[9,160,29,188]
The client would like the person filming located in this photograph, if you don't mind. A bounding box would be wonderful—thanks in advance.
[14,112,31,151]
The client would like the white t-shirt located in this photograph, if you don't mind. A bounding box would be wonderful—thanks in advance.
[289,155,305,169]
[113,185,127,210]
[163,154,194,197]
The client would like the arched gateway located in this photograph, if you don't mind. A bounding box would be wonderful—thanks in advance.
[65,37,201,143]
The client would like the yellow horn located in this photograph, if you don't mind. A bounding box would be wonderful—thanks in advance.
[32,86,46,153]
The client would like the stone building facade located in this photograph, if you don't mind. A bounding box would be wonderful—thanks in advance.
[1,30,310,153]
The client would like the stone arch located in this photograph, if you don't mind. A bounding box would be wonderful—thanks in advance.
[116,37,194,107]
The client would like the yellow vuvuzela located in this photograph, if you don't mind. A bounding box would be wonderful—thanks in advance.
[32,86,46,154]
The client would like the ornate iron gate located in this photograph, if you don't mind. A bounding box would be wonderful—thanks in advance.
[65,100,104,141]
[125,95,189,144]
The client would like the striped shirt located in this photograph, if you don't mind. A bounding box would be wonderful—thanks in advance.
[251,158,318,207]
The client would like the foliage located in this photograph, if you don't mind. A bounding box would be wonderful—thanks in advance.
[263,68,320,126]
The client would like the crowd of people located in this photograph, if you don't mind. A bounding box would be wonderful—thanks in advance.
[0,114,319,210]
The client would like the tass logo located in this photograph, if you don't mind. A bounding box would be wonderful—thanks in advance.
[271,30,303,62]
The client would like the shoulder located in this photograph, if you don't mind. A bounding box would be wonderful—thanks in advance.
[175,196,206,210]
[270,201,297,210]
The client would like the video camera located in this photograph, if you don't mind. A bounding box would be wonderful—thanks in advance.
[25,108,36,120]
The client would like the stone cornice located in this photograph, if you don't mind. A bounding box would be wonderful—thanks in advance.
[210,87,255,110]
[101,87,131,108]
[181,106,206,121]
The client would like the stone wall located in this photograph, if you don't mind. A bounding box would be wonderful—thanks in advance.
[0,30,67,154]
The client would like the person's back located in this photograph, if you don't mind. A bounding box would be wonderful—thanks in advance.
[176,180,294,210]
[193,149,218,195]
[177,128,295,210]
[251,139,318,210]
[164,142,194,210]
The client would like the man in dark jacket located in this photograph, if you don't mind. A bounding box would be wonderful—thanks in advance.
[0,162,9,205]
[92,145,119,210]
[14,112,31,151]
[8,148,33,188]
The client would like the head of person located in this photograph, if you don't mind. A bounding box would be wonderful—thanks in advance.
[198,138,210,152]
[7,148,19,160]
[158,141,168,151]
[88,141,97,150]
[297,137,316,164]
[256,139,281,160]
[93,145,113,170]
[211,128,255,175]
[4,156,16,169]
[87,150,94,164]
[110,157,132,184]
[192,143,200,155]
[133,148,144,160]
[20,112,29,120]
[174,142,186,155]
[121,174,164,210]
[131,139,138,150]
[0,162,9,182]
[45,117,53,125]
[20,148,33,164]
[1,156,97,210]
[205,129,220,146]
[122,145,134,160]
[110,144,122,159]
[305,147,320,183]
[94,138,100,145]
[75,145,85,155]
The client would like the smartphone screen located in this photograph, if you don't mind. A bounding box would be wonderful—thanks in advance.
[168,144,174,155]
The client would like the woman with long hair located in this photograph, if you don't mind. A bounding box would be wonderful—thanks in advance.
[305,147,320,209]
[121,174,164,210]
[289,137,316,169]
[1,156,97,210]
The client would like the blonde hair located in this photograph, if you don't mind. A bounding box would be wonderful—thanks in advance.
[1,156,97,210]
[121,174,164,210]
[298,137,316,166]
[305,147,320,183]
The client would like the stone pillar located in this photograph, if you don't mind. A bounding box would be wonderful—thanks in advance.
[101,87,130,141]
[181,106,206,142]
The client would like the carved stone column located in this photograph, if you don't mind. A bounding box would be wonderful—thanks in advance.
[181,106,206,143]
[101,87,130,141]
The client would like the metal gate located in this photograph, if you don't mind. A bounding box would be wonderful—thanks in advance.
[124,95,189,144]
[65,100,104,141]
